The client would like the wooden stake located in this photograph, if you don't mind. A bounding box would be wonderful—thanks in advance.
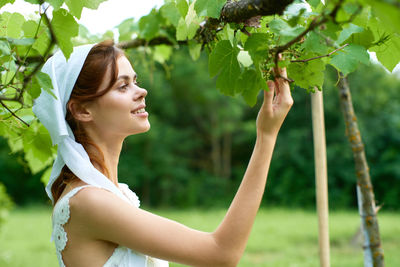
[311,89,331,267]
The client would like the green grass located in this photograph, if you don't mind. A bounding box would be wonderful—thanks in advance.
[0,205,399,267]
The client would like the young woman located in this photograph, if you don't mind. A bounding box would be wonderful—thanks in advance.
[33,40,293,267]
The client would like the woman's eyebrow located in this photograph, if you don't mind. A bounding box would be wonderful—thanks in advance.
[117,74,137,82]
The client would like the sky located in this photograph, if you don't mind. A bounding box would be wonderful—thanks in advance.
[1,0,399,76]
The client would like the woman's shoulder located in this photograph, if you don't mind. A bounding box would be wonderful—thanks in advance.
[68,183,119,212]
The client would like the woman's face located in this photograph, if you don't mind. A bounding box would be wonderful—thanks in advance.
[85,55,150,138]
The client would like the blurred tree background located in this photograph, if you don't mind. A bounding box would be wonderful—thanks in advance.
[1,46,399,210]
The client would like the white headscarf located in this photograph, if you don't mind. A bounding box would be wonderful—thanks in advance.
[32,44,129,204]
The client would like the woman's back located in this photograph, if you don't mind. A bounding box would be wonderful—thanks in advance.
[52,182,169,267]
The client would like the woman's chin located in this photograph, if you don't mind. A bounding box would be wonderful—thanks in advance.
[130,123,151,135]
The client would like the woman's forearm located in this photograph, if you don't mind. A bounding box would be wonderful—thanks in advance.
[211,133,277,265]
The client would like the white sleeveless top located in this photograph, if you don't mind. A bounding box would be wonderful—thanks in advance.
[51,183,169,267]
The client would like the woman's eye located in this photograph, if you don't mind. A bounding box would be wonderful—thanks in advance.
[119,84,129,90]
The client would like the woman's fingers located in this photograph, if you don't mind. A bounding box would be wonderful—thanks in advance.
[265,80,275,106]
[273,64,292,104]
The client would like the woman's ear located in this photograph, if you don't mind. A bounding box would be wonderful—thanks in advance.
[67,100,93,122]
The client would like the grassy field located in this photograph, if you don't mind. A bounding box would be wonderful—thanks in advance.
[0,205,398,267]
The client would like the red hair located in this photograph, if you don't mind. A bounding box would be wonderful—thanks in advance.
[51,40,125,204]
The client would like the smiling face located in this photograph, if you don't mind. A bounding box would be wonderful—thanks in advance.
[78,55,150,139]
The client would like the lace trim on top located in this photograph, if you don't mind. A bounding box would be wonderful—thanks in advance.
[52,184,142,267]
[52,185,94,267]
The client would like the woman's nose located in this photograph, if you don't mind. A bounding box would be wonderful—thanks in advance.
[135,86,147,100]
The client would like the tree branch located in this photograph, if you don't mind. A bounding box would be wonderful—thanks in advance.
[221,0,294,22]
[0,101,29,127]
[291,43,349,63]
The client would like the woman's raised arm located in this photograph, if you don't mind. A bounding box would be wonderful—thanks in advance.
[69,66,293,267]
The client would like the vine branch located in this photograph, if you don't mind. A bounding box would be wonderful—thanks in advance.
[291,43,349,63]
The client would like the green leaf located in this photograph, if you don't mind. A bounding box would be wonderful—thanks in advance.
[194,0,226,18]
[244,33,270,66]
[23,0,40,4]
[307,0,322,9]
[117,18,136,42]
[65,0,86,19]
[237,51,253,67]
[302,31,329,55]
[23,122,54,174]
[4,37,35,46]
[236,68,267,107]
[209,40,240,95]
[0,0,15,9]
[153,45,173,64]
[160,2,181,27]
[188,39,201,61]
[40,166,53,186]
[46,0,63,10]
[139,9,162,41]
[346,28,374,49]
[321,21,341,41]
[28,76,42,100]
[288,56,326,90]
[366,0,400,35]
[370,34,400,72]
[0,12,25,38]
[176,0,189,17]
[176,1,200,41]
[336,23,364,45]
[330,44,370,75]
[269,18,305,45]
[22,20,51,55]
[35,71,57,99]
[51,8,79,59]
[65,0,108,19]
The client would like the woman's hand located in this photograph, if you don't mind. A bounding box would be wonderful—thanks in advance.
[256,63,294,138]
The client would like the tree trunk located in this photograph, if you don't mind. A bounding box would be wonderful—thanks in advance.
[337,76,384,267]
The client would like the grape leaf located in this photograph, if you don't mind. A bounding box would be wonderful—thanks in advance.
[28,76,42,100]
[366,0,400,35]
[188,39,201,61]
[117,18,136,42]
[288,56,326,91]
[40,167,53,186]
[176,2,200,41]
[65,0,108,19]
[302,31,329,55]
[209,40,240,96]
[237,51,253,67]
[244,33,270,66]
[153,45,172,64]
[370,34,400,72]
[46,0,63,9]
[336,23,364,45]
[22,20,51,56]
[236,68,267,107]
[51,9,79,59]
[269,18,305,45]
[0,0,15,9]
[346,28,374,49]
[22,123,54,174]
[0,12,25,38]
[194,0,226,18]
[160,2,181,27]
[176,0,189,17]
[330,44,370,75]
[139,9,162,41]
